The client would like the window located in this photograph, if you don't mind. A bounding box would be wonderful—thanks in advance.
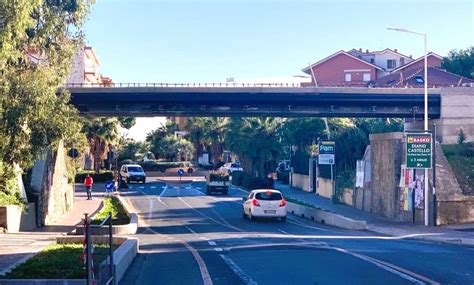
[255,192,283,201]
[400,57,405,66]
[414,76,424,83]
[345,73,352,82]
[363,73,371,81]
[387,59,396,69]
[370,58,375,64]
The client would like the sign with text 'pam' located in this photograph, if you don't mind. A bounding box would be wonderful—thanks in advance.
[318,141,335,165]
[406,133,432,169]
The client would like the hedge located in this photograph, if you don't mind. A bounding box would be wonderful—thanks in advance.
[231,170,244,186]
[119,160,191,171]
[277,171,290,184]
[239,172,273,190]
[75,170,114,183]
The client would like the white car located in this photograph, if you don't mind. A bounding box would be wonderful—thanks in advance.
[242,189,287,222]
[120,164,146,183]
[219,162,243,174]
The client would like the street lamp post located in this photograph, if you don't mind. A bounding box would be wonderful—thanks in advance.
[388,28,430,226]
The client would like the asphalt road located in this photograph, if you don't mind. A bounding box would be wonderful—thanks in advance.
[118,180,474,285]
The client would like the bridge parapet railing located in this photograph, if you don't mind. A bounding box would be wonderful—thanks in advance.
[64,82,308,88]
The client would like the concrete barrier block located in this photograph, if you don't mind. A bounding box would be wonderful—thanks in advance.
[286,202,367,230]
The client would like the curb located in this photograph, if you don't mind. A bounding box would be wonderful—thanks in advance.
[287,202,367,230]
[0,237,139,285]
[73,196,138,236]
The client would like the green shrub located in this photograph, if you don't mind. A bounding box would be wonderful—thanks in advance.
[231,170,244,186]
[277,171,290,184]
[199,164,214,170]
[75,170,113,183]
[241,173,270,190]
[91,197,130,225]
[119,159,133,165]
[209,171,229,182]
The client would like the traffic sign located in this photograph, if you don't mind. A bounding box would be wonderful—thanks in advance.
[406,133,432,169]
[178,169,185,176]
[318,141,335,165]
[105,181,115,191]
[68,148,79,158]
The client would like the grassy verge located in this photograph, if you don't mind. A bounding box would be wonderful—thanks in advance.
[285,197,318,209]
[442,143,474,195]
[91,196,130,225]
[1,243,113,279]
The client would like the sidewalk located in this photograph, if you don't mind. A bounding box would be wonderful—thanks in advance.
[274,182,474,246]
[0,184,102,276]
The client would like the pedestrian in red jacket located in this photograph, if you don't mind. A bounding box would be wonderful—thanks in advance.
[84,174,93,200]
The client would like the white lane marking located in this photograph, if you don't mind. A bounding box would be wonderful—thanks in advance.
[220,254,257,285]
[214,248,223,252]
[177,197,243,232]
[151,186,156,189]
[287,218,333,232]
[208,241,217,246]
[330,246,435,285]
[128,190,213,285]
[200,237,210,241]
[139,186,145,189]
[185,226,198,236]
[148,199,153,221]
[211,207,236,229]
[278,229,289,235]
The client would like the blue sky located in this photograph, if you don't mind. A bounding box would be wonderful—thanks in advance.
[85,0,473,83]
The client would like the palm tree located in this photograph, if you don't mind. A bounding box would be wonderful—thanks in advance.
[81,117,120,172]
[185,118,208,161]
[204,118,227,165]
[225,118,283,178]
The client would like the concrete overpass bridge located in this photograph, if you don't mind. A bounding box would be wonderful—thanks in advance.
[64,84,474,143]
[65,83,441,118]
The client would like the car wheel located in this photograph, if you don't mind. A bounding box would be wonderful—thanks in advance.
[248,210,253,221]
[126,178,130,184]
[242,211,247,219]
[280,216,286,222]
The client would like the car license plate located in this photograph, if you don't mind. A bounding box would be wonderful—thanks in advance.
[264,210,276,214]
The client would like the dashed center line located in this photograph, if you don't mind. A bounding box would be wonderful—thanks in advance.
[208,241,217,246]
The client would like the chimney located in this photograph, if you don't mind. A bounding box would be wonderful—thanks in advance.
[409,55,413,59]
[366,49,369,53]
[359,48,362,52]
[394,49,398,52]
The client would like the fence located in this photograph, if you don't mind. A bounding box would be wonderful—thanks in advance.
[83,213,115,285]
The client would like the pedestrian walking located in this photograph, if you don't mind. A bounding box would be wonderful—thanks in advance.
[84,174,93,200]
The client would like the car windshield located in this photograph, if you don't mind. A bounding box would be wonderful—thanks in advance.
[127,166,143,172]
[255,192,282,201]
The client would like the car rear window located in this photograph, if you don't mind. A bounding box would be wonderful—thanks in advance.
[128,166,143,172]
[255,192,282,201]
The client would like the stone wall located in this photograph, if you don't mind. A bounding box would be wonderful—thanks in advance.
[37,142,74,226]
[369,132,404,220]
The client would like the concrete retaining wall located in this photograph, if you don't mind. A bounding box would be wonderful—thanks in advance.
[286,202,367,230]
[0,203,36,233]
[291,173,310,192]
[439,87,474,144]
[317,178,333,198]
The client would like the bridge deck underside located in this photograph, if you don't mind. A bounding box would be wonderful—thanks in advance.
[68,89,441,118]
